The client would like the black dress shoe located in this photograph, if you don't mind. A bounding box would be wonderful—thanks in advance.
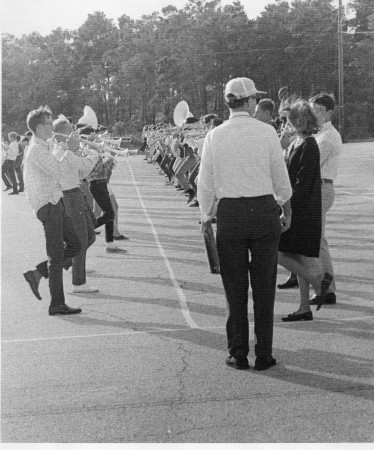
[277,276,299,289]
[310,292,336,305]
[225,355,250,370]
[49,304,82,316]
[282,311,313,322]
[19,189,24,192]
[113,234,129,240]
[254,356,276,371]
[23,270,42,300]
[9,191,19,195]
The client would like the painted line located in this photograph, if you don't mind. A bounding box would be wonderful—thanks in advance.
[2,325,225,344]
[337,189,374,200]
[3,315,373,344]
[126,160,199,328]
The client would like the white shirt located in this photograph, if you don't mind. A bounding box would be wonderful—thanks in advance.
[24,136,81,214]
[314,121,342,180]
[52,142,99,191]
[6,141,19,161]
[197,111,292,221]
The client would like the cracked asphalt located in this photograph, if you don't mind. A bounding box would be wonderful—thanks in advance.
[1,142,374,443]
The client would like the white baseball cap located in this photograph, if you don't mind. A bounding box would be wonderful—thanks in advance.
[225,77,266,101]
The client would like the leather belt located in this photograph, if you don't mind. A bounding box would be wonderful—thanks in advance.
[90,179,107,185]
[62,187,81,194]
[321,178,333,184]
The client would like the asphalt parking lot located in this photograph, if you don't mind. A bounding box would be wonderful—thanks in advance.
[1,142,374,444]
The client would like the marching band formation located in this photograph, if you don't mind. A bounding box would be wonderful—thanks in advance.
[3,76,342,370]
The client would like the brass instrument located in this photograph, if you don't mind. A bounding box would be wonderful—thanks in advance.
[53,133,128,157]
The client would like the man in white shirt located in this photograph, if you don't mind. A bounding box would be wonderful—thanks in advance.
[52,117,100,294]
[198,77,292,371]
[23,106,83,316]
[309,93,342,306]
[2,132,20,194]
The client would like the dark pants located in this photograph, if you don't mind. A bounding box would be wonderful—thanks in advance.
[89,180,114,242]
[2,160,18,192]
[188,161,200,194]
[216,195,281,359]
[63,189,96,286]
[15,158,24,191]
[160,155,174,181]
[36,200,81,306]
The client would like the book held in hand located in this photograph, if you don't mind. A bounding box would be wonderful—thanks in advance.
[203,232,220,274]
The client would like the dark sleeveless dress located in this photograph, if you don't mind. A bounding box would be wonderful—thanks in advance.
[278,136,322,258]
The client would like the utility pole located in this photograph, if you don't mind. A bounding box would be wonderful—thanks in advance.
[338,0,345,142]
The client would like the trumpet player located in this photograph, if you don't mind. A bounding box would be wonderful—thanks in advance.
[23,106,83,315]
[77,128,126,253]
[52,117,100,294]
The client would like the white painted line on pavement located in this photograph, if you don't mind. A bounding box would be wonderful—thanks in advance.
[126,161,199,329]
[337,189,374,200]
[2,325,225,344]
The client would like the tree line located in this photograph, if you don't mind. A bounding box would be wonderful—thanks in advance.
[2,0,374,141]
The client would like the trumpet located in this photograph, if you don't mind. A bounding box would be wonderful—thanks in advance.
[53,133,128,157]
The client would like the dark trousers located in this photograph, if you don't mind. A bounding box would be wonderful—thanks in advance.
[36,200,81,306]
[89,180,114,242]
[188,161,200,194]
[15,159,24,191]
[2,160,18,191]
[63,190,96,286]
[216,195,281,358]
[168,155,176,173]
[160,155,174,181]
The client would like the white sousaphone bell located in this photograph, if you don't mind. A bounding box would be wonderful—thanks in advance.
[78,106,98,130]
[173,100,194,127]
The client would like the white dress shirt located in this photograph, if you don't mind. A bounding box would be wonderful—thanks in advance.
[6,141,19,161]
[197,111,292,221]
[314,121,342,180]
[52,142,99,191]
[24,136,85,214]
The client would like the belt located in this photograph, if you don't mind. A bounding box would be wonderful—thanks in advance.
[89,179,107,185]
[321,178,333,184]
[62,187,81,194]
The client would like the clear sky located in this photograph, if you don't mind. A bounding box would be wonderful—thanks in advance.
[1,0,278,37]
[0,0,346,38]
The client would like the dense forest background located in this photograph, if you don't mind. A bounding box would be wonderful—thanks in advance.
[2,0,374,141]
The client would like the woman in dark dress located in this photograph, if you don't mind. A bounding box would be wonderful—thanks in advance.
[278,100,333,321]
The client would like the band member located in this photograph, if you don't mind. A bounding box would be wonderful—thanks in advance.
[23,106,83,316]
[2,132,20,194]
[52,117,100,293]
[198,77,292,371]
[78,127,126,253]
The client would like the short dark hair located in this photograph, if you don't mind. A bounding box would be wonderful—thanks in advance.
[185,117,199,124]
[25,131,33,138]
[21,137,30,144]
[26,106,52,134]
[203,114,217,125]
[309,93,335,111]
[257,98,275,116]
[212,118,224,128]
[225,94,250,109]
[288,100,318,136]
[77,125,96,135]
